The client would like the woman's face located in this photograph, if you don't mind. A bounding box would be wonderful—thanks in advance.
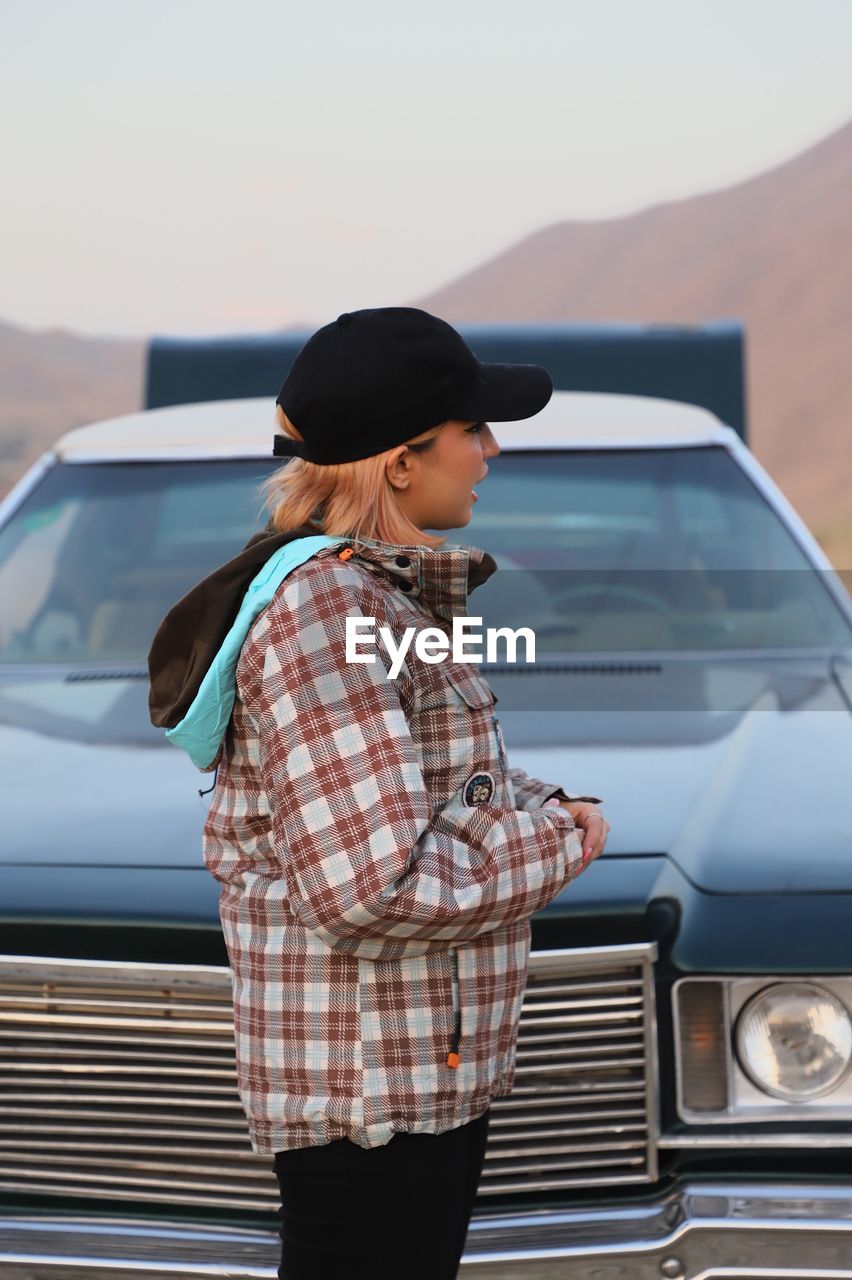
[387,419,501,531]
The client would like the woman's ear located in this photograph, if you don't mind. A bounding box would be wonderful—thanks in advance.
[385,445,414,493]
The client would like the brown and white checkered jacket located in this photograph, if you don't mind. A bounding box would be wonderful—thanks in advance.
[202,536,601,1153]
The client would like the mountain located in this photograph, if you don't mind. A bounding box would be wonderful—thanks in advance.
[411,118,852,565]
[0,322,144,497]
[1,118,850,570]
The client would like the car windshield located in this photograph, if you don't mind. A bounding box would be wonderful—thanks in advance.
[0,446,849,666]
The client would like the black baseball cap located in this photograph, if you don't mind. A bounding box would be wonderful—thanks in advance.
[273,306,553,465]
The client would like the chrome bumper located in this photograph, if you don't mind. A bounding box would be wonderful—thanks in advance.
[2,1182,852,1278]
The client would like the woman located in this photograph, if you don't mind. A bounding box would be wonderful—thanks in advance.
[148,306,609,1280]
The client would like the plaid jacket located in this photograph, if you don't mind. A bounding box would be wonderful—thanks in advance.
[202,537,602,1153]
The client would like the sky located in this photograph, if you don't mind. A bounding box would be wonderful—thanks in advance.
[1,0,851,338]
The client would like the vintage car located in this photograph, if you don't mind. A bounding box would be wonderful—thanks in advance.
[1,389,851,1277]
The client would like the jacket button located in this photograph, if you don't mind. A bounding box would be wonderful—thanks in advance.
[395,555,411,568]
[399,580,413,592]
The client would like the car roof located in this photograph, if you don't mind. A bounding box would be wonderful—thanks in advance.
[54,390,739,462]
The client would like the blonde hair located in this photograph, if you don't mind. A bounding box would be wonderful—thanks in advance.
[260,405,447,550]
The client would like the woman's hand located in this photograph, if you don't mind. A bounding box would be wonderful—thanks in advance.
[558,800,610,867]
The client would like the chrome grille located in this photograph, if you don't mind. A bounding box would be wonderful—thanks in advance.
[0,944,657,1209]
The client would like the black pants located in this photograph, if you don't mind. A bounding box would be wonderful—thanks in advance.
[272,1110,490,1280]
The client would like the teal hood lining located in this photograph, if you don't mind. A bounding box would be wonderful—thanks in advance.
[164,535,343,769]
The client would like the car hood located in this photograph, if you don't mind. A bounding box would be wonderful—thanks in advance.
[1,658,851,895]
[494,652,852,895]
[0,674,207,870]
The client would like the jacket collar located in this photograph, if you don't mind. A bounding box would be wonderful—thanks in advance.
[316,538,497,626]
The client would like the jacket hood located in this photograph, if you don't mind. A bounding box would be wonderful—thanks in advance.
[148,521,319,733]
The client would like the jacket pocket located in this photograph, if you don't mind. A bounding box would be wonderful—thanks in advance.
[443,662,496,711]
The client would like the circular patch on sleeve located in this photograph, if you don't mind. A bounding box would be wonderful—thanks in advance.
[463,771,496,807]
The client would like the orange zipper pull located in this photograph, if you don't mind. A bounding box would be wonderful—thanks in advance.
[448,947,462,1068]
[338,546,355,561]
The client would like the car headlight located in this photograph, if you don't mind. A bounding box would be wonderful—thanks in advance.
[735,982,852,1101]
